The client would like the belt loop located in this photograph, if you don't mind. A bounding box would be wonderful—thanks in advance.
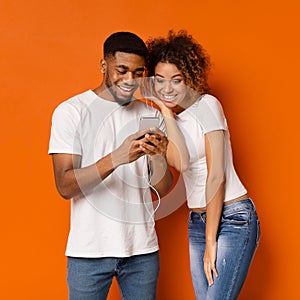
[200,212,206,223]
[249,198,256,211]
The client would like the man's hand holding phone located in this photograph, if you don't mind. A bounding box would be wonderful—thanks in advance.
[112,116,168,167]
[135,116,167,156]
[137,127,168,157]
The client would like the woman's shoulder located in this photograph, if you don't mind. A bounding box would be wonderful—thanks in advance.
[199,94,222,106]
[196,94,224,114]
[193,94,227,132]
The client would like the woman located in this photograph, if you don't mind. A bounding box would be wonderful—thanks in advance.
[145,30,260,299]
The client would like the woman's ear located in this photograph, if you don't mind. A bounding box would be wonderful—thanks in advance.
[100,59,107,73]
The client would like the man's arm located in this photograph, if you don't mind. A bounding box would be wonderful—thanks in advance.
[51,129,153,199]
[52,153,115,199]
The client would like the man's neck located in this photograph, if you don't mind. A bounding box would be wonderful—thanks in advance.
[92,84,115,102]
[92,83,133,107]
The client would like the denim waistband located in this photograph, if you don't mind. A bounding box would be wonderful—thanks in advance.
[223,198,255,213]
[189,198,255,220]
[190,210,206,220]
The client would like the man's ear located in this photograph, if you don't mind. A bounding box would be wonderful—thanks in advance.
[100,59,107,73]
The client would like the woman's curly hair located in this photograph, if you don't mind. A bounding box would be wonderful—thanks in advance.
[146,30,211,95]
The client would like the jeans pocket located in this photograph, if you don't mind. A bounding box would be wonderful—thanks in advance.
[221,210,249,225]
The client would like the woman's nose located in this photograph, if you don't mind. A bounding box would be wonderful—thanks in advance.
[163,81,173,93]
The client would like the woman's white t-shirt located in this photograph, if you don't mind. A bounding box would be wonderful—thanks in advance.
[176,94,247,208]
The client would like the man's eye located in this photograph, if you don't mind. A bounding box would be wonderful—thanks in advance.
[135,72,144,77]
[117,69,127,75]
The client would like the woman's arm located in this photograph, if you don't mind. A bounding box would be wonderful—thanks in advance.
[160,106,190,172]
[137,79,190,172]
[203,130,226,286]
[145,97,190,171]
[139,128,174,197]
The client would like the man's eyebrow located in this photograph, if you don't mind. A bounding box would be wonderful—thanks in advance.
[116,65,145,71]
[116,64,129,69]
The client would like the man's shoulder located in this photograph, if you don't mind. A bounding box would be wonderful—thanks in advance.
[54,90,95,113]
[61,89,95,105]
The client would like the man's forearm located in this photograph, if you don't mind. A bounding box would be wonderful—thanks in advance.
[54,153,118,199]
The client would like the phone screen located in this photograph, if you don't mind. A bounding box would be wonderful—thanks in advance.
[139,117,159,131]
[137,117,160,143]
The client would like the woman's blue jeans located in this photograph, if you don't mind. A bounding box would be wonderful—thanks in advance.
[67,251,159,300]
[188,198,260,300]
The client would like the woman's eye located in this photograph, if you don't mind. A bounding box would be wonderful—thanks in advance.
[155,78,165,84]
[172,79,182,85]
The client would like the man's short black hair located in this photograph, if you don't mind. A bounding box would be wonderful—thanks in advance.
[104,32,148,59]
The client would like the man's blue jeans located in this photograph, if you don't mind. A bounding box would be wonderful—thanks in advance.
[67,251,159,300]
[188,198,260,300]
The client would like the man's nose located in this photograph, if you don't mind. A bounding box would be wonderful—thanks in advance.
[124,72,135,83]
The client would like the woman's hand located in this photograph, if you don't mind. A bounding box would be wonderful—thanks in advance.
[203,240,219,286]
[139,77,190,172]
[140,77,173,113]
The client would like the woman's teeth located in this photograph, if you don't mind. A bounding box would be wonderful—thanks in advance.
[162,94,176,101]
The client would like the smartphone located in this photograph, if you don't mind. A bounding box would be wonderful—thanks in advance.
[137,117,160,142]
[139,116,160,131]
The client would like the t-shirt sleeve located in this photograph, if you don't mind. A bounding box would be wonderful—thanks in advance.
[48,102,82,155]
[196,95,228,134]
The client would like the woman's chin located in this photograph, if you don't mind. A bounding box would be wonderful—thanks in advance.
[162,101,177,108]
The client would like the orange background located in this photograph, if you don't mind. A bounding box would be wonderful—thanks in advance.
[1,0,299,299]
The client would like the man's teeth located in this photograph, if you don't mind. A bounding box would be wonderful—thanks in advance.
[119,86,133,92]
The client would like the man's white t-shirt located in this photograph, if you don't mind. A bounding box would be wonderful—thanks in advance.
[176,94,247,208]
[49,90,164,258]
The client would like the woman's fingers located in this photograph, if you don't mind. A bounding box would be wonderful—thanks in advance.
[204,261,218,286]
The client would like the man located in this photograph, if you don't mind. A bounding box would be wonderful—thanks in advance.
[48,32,173,300]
